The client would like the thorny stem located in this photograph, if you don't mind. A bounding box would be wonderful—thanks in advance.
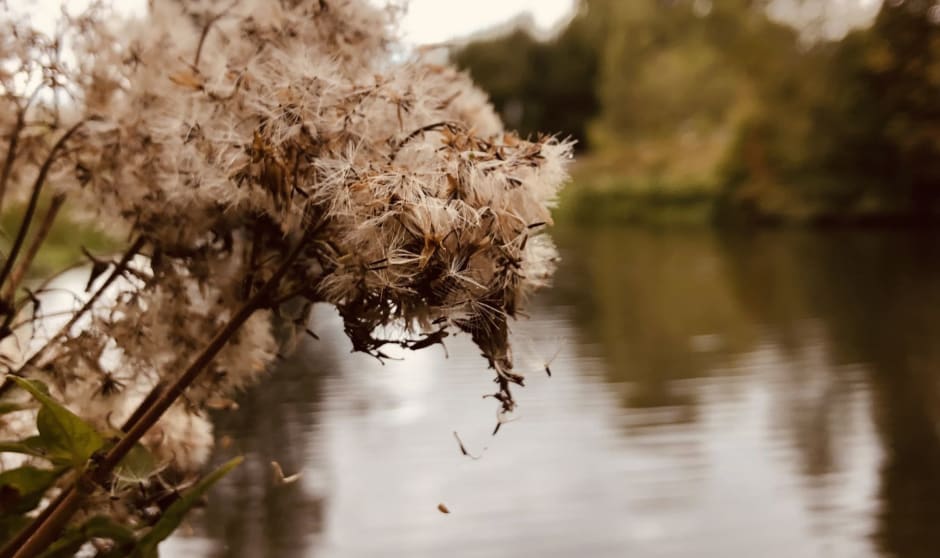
[10,227,313,558]
[0,193,66,302]
[0,236,146,396]
[0,120,87,295]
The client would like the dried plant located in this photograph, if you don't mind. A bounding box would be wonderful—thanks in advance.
[0,1,571,555]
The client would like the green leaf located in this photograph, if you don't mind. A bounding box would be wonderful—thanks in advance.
[9,377,105,468]
[0,515,29,547]
[131,456,243,557]
[0,466,61,515]
[0,438,48,460]
[37,516,136,558]
[114,443,159,485]
[0,402,26,415]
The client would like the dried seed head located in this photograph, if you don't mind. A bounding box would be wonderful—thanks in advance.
[0,1,571,524]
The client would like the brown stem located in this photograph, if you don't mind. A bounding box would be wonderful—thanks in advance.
[119,381,164,432]
[389,121,460,162]
[10,227,311,558]
[9,485,83,558]
[193,2,236,70]
[13,259,90,301]
[0,193,66,302]
[0,88,43,214]
[9,309,88,333]
[0,473,76,558]
[118,228,308,440]
[0,112,25,216]
[0,237,146,395]
[0,120,87,292]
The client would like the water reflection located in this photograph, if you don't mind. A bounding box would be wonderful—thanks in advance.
[165,226,940,558]
[196,334,330,558]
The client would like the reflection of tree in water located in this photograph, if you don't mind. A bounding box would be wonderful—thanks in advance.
[716,230,866,479]
[717,229,940,557]
[198,334,334,558]
[180,227,940,557]
[549,226,758,417]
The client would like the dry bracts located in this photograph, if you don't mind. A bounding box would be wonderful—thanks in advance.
[0,0,570,548]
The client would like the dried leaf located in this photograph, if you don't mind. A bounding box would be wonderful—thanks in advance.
[168,70,204,90]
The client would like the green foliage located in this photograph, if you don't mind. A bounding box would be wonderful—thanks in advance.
[10,377,105,468]
[130,456,244,558]
[456,0,940,224]
[0,197,120,280]
[0,466,61,516]
[114,443,160,486]
[38,517,135,558]
[0,379,243,556]
[0,439,49,460]
[593,0,746,140]
[0,515,29,546]
[559,185,716,226]
[822,2,940,217]
[452,7,601,148]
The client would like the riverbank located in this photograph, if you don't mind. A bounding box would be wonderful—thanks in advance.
[0,200,120,280]
[559,156,940,228]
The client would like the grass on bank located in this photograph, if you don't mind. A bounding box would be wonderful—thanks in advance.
[557,148,721,226]
[1,199,122,281]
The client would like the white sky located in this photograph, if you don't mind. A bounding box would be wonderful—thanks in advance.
[12,0,885,45]
[395,0,575,44]
[13,0,577,44]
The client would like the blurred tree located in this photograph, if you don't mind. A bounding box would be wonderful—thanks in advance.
[827,0,940,218]
[590,0,772,194]
[594,0,741,140]
[452,1,603,148]
[456,0,940,224]
[725,0,940,222]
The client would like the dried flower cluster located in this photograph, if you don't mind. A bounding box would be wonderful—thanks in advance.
[0,0,570,552]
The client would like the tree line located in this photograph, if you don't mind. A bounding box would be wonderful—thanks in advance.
[454,0,940,224]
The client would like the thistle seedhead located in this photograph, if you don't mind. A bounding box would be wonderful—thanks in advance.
[0,0,571,527]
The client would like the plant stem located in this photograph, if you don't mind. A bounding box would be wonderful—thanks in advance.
[0,236,146,396]
[0,193,66,302]
[0,473,77,558]
[0,88,42,215]
[10,227,310,558]
[0,120,86,294]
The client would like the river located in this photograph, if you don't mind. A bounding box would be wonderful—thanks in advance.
[164,225,940,558]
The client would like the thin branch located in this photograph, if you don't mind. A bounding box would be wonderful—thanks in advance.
[9,308,83,333]
[389,121,459,162]
[10,227,312,558]
[0,237,146,396]
[193,2,236,70]
[0,193,66,301]
[0,86,44,214]
[0,119,87,293]
[0,471,78,558]
[119,381,164,432]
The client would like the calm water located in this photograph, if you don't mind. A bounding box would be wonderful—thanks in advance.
[164,226,940,558]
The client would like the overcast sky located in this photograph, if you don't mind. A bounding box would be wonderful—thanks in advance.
[396,0,574,43]
[16,0,575,43]
[15,0,882,43]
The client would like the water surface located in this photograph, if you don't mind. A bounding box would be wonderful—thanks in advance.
[166,226,940,558]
